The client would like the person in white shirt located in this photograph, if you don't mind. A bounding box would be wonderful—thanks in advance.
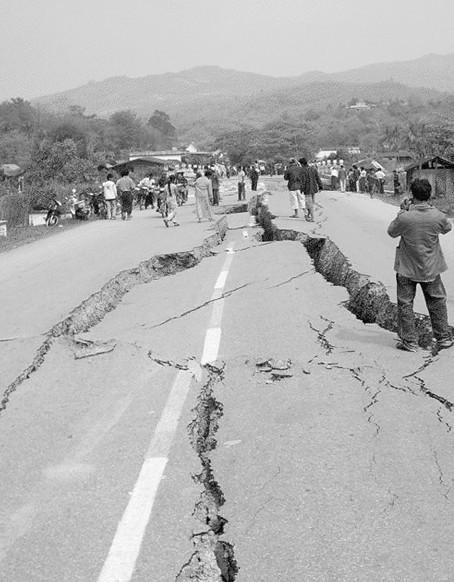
[375,169,385,194]
[237,166,246,201]
[102,173,117,219]
[138,174,156,209]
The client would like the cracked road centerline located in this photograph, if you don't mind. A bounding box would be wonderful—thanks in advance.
[97,243,236,582]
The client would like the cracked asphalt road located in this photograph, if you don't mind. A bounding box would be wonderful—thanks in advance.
[1,179,454,581]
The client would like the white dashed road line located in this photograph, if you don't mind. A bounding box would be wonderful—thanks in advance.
[97,242,236,582]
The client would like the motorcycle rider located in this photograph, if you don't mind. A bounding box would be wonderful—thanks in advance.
[138,173,155,209]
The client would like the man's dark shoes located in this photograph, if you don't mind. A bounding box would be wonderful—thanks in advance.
[437,338,454,351]
[396,340,418,353]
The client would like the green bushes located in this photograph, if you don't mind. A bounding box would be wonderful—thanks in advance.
[0,193,31,227]
[24,180,73,212]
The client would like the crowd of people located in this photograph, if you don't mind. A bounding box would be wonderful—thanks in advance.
[99,164,225,227]
[97,157,453,353]
[327,163,405,196]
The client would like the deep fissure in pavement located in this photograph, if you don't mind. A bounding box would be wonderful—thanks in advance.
[268,227,443,348]
[254,215,454,410]
[0,218,227,418]
[177,361,238,582]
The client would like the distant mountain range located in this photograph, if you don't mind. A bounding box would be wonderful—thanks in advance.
[33,52,454,118]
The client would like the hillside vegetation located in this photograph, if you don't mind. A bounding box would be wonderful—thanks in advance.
[2,58,454,213]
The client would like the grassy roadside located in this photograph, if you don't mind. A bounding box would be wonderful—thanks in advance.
[0,218,84,253]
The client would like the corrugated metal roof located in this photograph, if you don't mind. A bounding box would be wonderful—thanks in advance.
[405,155,454,171]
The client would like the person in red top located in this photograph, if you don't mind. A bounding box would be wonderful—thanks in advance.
[387,178,453,352]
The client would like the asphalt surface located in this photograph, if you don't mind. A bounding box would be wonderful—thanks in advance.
[269,186,454,315]
[0,201,221,390]
[1,179,454,581]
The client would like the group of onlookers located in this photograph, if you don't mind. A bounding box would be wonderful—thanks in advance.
[329,164,385,195]
[328,164,405,196]
[100,165,224,227]
[236,162,261,199]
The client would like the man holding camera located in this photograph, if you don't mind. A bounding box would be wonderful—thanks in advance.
[387,178,453,352]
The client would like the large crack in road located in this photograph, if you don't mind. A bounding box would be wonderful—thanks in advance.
[0,218,228,419]
[4,205,454,580]
[252,211,454,413]
[177,361,238,582]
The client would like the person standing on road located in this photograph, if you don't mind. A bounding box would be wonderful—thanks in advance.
[102,173,117,220]
[330,164,339,190]
[352,165,360,192]
[387,178,453,352]
[237,166,246,201]
[163,175,180,227]
[116,169,136,220]
[347,168,356,193]
[284,157,305,218]
[367,168,378,198]
[358,167,367,193]
[250,161,260,191]
[193,170,214,222]
[211,170,220,205]
[300,158,323,222]
[338,165,347,193]
[375,168,385,194]
[393,170,401,196]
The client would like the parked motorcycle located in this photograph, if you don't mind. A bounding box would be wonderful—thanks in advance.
[45,198,62,227]
[88,191,107,219]
[69,189,91,221]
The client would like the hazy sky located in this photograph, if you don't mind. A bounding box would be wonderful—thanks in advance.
[1,0,453,102]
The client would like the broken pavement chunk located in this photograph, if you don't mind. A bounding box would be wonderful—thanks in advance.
[74,338,116,359]
[205,360,226,374]
[268,358,292,370]
[270,370,293,380]
[255,357,292,371]
[255,357,270,367]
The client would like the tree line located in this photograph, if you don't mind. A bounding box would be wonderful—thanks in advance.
[2,92,454,211]
[0,98,177,208]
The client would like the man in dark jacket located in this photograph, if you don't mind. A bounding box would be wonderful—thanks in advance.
[283,158,305,218]
[250,161,260,191]
[387,178,453,352]
[299,158,323,222]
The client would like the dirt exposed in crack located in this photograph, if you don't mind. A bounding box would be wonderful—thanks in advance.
[0,219,227,418]
[255,215,454,411]
[177,361,238,582]
[214,203,248,215]
[261,225,452,349]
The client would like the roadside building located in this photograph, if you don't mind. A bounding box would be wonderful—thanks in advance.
[129,146,217,170]
[315,149,338,162]
[378,151,415,171]
[405,155,454,200]
[111,157,167,176]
